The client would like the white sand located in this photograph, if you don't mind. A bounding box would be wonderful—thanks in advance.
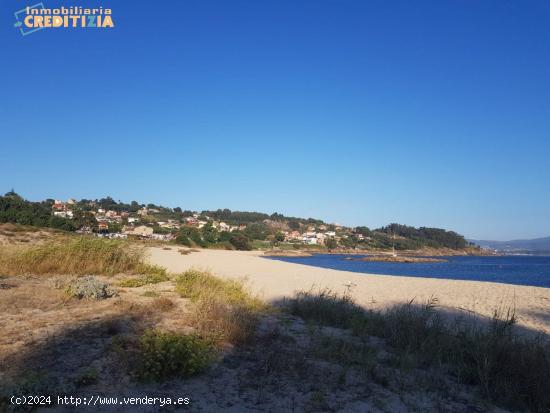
[148,247,550,335]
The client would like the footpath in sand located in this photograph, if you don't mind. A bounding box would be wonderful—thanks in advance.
[148,247,550,335]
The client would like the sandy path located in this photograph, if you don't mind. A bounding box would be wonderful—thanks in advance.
[148,247,550,335]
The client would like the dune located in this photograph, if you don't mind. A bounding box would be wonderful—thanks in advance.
[148,247,550,335]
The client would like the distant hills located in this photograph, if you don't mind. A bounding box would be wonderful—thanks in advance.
[1,191,472,251]
[470,236,550,255]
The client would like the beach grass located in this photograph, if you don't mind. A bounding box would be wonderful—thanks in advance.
[175,269,265,344]
[288,288,364,328]
[175,269,262,309]
[118,265,169,287]
[288,289,550,412]
[0,237,158,276]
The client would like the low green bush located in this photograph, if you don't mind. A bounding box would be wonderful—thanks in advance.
[66,276,117,300]
[118,265,168,287]
[135,330,214,381]
[229,233,252,251]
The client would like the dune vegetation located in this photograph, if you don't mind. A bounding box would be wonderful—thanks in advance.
[134,330,215,382]
[288,289,550,413]
[175,269,266,345]
[2,237,548,411]
[118,265,169,287]
[0,237,160,276]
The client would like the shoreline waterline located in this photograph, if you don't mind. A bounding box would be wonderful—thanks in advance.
[148,247,550,335]
[265,254,550,289]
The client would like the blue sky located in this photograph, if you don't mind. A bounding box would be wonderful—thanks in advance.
[1,0,549,240]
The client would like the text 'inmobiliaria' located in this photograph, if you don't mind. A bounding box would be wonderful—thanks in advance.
[23,6,114,29]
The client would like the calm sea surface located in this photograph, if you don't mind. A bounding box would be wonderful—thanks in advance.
[265,254,550,288]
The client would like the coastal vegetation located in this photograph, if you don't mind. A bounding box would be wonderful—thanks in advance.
[118,267,169,287]
[0,236,547,412]
[175,270,265,344]
[0,237,157,276]
[288,289,550,412]
[135,330,214,381]
[0,191,79,231]
[0,191,476,254]
[228,233,252,250]
[65,276,118,300]
[376,223,468,249]
[0,241,267,395]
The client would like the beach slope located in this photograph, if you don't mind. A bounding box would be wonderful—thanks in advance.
[148,247,550,335]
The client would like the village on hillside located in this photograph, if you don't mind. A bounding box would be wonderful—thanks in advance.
[51,198,360,246]
[0,192,471,252]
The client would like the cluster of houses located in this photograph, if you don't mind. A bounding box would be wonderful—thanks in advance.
[182,215,244,232]
[52,199,368,245]
[53,201,164,239]
[52,199,76,219]
[284,229,337,245]
[283,224,368,246]
[52,201,240,241]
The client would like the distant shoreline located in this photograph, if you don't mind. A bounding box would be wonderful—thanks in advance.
[262,246,497,258]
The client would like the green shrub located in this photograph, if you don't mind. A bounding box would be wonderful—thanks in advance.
[176,227,204,247]
[66,276,117,300]
[135,330,213,381]
[175,234,191,246]
[135,263,167,277]
[229,233,252,251]
[119,265,169,287]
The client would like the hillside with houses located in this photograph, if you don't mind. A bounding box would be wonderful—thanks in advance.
[0,192,476,252]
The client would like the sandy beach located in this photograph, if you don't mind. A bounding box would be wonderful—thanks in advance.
[149,247,550,336]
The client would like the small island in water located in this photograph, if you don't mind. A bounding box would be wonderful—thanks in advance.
[345,255,448,263]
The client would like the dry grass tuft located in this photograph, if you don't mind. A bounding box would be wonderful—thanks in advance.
[189,296,260,345]
[175,270,261,308]
[152,297,175,312]
[175,270,265,345]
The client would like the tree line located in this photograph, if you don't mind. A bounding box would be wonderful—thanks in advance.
[0,192,471,251]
